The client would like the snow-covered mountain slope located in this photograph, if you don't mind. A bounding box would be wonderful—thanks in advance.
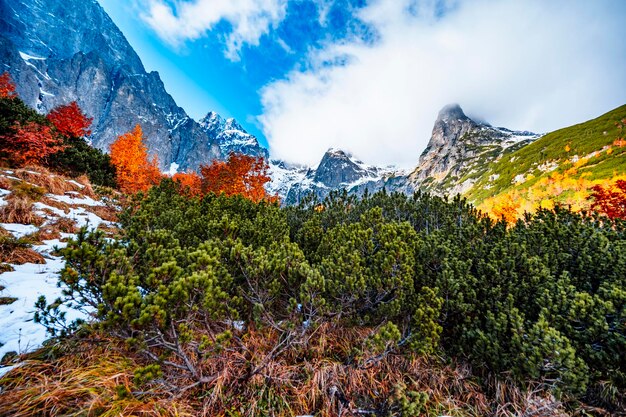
[198,112,269,160]
[266,160,311,200]
[0,168,118,376]
[272,149,406,205]
[263,105,540,204]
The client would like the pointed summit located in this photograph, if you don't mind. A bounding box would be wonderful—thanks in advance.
[198,111,269,160]
[314,148,378,188]
[224,118,245,132]
[436,103,468,122]
[199,111,226,132]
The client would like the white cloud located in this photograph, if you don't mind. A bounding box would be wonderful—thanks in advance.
[140,0,288,60]
[259,0,626,168]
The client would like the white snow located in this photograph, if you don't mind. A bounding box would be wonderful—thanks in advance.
[266,161,311,198]
[18,51,46,61]
[0,175,112,374]
[513,174,526,184]
[168,162,179,176]
[1,223,39,239]
[47,193,104,207]
[66,180,85,189]
[0,237,87,372]
[22,61,51,81]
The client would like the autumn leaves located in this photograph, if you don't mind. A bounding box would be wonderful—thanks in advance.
[0,74,90,166]
[1,72,275,202]
[109,125,161,193]
[109,123,274,201]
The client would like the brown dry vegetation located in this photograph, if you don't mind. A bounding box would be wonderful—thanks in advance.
[0,196,44,226]
[79,204,118,223]
[0,228,45,265]
[0,326,571,417]
[48,216,79,234]
[96,222,121,238]
[0,175,12,190]
[35,217,79,241]
[75,174,98,199]
[0,338,194,417]
[12,166,83,196]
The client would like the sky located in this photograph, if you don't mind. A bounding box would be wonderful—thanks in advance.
[97,0,626,168]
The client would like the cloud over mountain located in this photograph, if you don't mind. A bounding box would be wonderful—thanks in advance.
[259,0,626,167]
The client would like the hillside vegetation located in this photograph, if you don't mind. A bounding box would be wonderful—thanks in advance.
[0,71,625,416]
[0,185,624,416]
[466,105,626,219]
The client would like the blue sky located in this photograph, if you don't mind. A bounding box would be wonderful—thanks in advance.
[98,0,371,149]
[97,0,626,167]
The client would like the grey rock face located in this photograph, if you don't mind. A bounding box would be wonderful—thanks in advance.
[408,104,539,196]
[274,148,408,205]
[198,111,269,161]
[0,0,220,171]
[313,149,378,188]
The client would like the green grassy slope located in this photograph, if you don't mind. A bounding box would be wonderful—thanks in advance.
[465,104,626,205]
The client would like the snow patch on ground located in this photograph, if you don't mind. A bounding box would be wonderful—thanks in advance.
[47,193,104,207]
[168,162,179,176]
[1,223,39,238]
[0,173,113,375]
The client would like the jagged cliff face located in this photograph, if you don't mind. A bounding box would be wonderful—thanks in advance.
[409,104,539,195]
[272,149,404,205]
[199,112,269,160]
[0,0,220,171]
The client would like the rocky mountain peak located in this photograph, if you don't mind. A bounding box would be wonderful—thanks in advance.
[199,111,226,135]
[1,0,221,172]
[314,148,376,188]
[409,104,539,195]
[198,111,268,160]
[224,118,244,132]
[436,103,469,123]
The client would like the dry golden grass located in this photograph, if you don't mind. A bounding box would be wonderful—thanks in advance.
[0,326,574,417]
[34,226,61,241]
[48,217,79,234]
[75,175,98,199]
[0,338,194,417]
[80,205,118,223]
[0,246,45,265]
[0,227,45,265]
[96,222,121,238]
[0,175,13,190]
[0,262,15,273]
[13,166,82,196]
[142,325,570,416]
[0,196,44,226]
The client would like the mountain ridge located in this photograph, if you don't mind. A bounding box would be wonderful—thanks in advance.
[3,0,625,210]
[0,0,220,171]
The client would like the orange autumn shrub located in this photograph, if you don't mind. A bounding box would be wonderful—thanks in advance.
[172,171,202,196]
[0,72,16,98]
[110,125,162,193]
[1,121,65,166]
[199,153,274,203]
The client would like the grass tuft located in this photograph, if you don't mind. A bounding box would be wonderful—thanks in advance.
[0,196,44,226]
